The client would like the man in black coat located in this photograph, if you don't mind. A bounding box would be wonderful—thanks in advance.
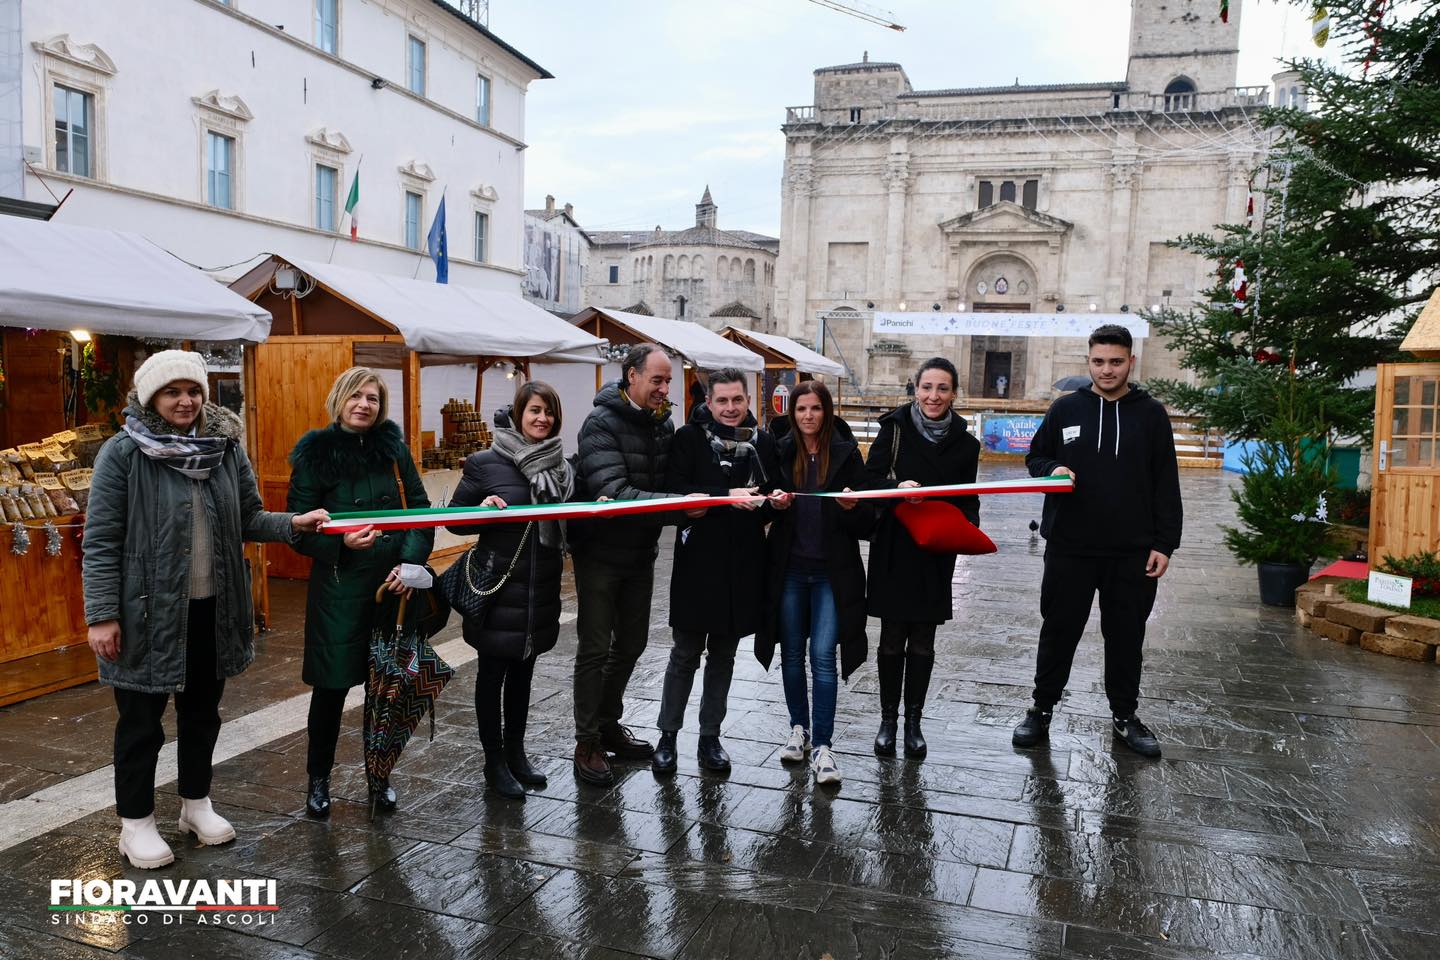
[652,369,778,775]
[1013,324,1183,758]
[570,343,685,786]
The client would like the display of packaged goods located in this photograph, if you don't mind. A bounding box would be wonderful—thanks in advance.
[60,469,92,512]
[36,474,80,515]
[0,487,21,522]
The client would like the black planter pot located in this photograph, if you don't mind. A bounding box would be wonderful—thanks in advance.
[1257,561,1311,606]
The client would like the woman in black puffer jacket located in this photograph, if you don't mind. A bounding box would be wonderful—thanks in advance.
[447,381,573,800]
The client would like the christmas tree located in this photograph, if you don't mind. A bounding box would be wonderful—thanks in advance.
[1149,1,1440,443]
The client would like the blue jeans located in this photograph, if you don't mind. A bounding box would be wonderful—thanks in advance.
[779,571,839,748]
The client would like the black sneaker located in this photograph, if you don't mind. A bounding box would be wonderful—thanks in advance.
[1113,715,1161,758]
[1012,708,1052,747]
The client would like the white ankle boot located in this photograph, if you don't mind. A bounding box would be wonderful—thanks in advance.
[178,796,236,846]
[118,815,175,869]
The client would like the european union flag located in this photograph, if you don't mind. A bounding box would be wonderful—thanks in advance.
[426,194,448,284]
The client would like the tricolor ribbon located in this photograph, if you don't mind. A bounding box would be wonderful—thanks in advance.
[317,476,1075,534]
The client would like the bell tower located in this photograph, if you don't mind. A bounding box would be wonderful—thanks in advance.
[1126,0,1241,95]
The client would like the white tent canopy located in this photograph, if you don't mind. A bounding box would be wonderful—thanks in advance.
[241,256,606,361]
[0,217,272,341]
[579,308,763,373]
[729,328,846,377]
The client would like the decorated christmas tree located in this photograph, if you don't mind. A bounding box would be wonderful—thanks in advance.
[1149,1,1440,443]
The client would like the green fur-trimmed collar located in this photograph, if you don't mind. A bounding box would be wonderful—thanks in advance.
[288,419,408,484]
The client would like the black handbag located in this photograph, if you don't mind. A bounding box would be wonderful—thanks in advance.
[437,522,532,622]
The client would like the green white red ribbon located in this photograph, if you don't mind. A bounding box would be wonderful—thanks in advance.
[317,476,1073,534]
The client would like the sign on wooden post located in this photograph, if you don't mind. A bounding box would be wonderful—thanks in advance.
[1368,571,1413,608]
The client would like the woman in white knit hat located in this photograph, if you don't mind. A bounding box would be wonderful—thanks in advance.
[83,349,329,869]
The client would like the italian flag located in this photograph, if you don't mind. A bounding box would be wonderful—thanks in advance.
[344,168,360,239]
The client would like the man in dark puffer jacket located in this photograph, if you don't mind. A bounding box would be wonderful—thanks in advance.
[570,343,686,785]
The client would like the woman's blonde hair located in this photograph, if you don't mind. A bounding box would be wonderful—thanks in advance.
[326,367,389,425]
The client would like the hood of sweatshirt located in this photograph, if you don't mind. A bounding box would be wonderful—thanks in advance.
[1074,383,1152,458]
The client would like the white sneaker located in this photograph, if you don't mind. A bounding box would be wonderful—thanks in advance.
[118,815,175,869]
[812,746,842,785]
[178,796,236,846]
[778,724,811,764]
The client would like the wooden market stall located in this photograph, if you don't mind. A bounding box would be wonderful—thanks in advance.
[0,216,273,705]
[229,255,605,579]
[569,307,764,423]
[721,326,846,428]
[1370,288,1440,565]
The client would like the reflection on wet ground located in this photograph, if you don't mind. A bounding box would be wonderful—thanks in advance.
[3,464,1440,958]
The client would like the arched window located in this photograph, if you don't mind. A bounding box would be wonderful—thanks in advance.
[1164,77,1196,112]
[663,255,675,279]
[717,256,729,282]
[744,258,756,283]
[999,181,1017,203]
[677,255,690,279]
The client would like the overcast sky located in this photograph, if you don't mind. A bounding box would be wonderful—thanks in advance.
[495,0,1341,237]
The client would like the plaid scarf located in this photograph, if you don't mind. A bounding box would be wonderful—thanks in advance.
[703,417,767,487]
[124,413,230,480]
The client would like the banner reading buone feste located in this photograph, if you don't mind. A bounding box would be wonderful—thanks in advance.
[873,312,1150,339]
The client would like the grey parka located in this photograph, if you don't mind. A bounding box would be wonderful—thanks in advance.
[82,399,296,693]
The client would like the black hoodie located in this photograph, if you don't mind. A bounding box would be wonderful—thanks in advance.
[1025,384,1183,558]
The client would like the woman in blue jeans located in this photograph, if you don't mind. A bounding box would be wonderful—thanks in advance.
[756,381,874,785]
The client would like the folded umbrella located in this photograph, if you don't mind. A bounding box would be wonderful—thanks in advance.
[363,585,454,818]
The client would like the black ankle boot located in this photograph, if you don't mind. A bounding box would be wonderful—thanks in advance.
[874,654,903,756]
[484,754,525,800]
[369,780,398,813]
[505,742,547,788]
[652,732,678,775]
[903,715,927,758]
[305,776,331,819]
[903,653,934,759]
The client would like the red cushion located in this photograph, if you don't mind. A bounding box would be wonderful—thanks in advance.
[895,500,997,555]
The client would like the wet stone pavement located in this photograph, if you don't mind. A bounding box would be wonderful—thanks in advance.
[3,462,1440,958]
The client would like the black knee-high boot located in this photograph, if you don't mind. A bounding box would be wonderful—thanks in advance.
[476,658,524,800]
[503,656,546,788]
[903,653,934,758]
[874,654,904,756]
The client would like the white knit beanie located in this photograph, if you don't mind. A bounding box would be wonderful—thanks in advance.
[133,350,210,408]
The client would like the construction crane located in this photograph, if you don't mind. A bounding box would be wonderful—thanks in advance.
[452,0,489,27]
[804,0,906,31]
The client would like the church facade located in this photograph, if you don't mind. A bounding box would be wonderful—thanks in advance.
[583,188,779,333]
[775,0,1280,399]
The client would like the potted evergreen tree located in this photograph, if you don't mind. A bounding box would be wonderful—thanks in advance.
[1222,415,1343,605]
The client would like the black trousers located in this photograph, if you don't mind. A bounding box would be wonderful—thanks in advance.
[657,631,741,737]
[877,620,937,657]
[572,552,654,745]
[1033,551,1158,718]
[306,685,351,778]
[474,653,538,753]
[113,598,223,819]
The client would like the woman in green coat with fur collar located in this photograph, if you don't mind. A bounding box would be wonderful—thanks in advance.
[287,367,433,819]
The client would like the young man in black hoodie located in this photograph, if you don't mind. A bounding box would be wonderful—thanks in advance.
[1013,324,1182,757]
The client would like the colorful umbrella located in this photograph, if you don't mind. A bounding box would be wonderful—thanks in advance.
[363,585,454,818]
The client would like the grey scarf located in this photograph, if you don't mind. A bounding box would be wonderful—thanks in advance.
[489,428,574,549]
[910,402,953,444]
[124,410,229,479]
[704,419,767,486]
